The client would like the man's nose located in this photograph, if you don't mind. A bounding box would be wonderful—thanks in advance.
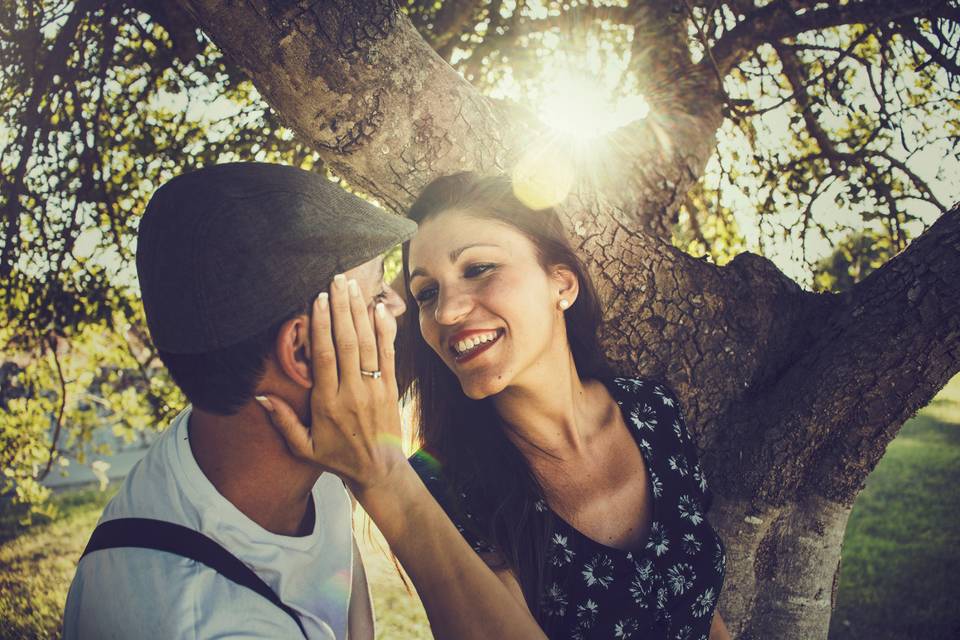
[384,286,406,317]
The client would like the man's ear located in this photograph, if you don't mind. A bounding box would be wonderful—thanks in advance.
[274,314,312,389]
[551,264,580,308]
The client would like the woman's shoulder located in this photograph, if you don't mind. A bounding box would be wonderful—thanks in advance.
[606,376,681,408]
[605,376,692,445]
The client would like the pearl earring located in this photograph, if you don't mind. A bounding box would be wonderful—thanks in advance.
[558,299,570,310]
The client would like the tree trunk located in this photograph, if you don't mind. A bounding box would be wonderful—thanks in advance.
[174,1,960,636]
[711,496,852,638]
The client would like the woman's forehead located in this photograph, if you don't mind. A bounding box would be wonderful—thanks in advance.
[413,210,523,248]
[409,213,533,267]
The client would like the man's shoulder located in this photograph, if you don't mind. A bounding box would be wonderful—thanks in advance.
[64,546,302,639]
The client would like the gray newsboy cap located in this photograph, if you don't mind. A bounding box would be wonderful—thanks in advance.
[136,162,417,354]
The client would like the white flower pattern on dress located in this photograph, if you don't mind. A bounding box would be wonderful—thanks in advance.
[582,553,615,589]
[576,599,599,627]
[614,618,640,638]
[629,574,653,607]
[667,562,696,595]
[630,403,659,432]
[678,494,704,525]
[542,582,568,617]
[649,470,663,499]
[675,624,694,640]
[693,464,708,494]
[668,454,689,476]
[550,533,576,566]
[646,521,670,556]
[654,385,675,407]
[692,587,717,618]
[714,544,726,575]
[682,533,702,555]
[410,377,725,640]
[639,437,653,459]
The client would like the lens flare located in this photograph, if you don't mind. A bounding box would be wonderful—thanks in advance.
[537,71,649,141]
[511,140,575,210]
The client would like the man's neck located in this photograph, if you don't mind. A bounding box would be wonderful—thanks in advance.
[188,403,322,537]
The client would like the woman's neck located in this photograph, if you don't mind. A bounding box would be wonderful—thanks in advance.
[492,354,604,460]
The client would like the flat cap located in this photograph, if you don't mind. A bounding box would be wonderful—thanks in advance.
[136,162,417,354]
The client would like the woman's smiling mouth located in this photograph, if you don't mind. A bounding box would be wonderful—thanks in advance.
[449,329,504,363]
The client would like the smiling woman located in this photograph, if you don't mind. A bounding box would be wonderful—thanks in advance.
[397,173,730,640]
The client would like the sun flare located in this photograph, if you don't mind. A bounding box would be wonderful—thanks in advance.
[537,70,649,141]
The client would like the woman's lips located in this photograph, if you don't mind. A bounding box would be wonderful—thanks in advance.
[450,329,504,363]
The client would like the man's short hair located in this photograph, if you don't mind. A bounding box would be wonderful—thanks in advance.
[157,303,307,416]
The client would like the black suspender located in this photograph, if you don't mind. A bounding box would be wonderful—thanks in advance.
[81,517,308,638]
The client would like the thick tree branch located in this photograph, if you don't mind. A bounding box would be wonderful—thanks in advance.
[806,204,960,502]
[176,0,526,212]
[711,205,960,506]
[897,18,960,77]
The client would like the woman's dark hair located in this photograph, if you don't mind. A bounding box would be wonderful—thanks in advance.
[398,172,611,620]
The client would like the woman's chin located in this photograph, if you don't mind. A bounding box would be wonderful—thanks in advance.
[456,371,508,400]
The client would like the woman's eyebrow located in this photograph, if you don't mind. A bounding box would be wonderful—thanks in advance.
[409,243,502,282]
[449,243,500,262]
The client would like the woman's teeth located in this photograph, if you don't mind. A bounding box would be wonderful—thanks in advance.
[454,331,499,355]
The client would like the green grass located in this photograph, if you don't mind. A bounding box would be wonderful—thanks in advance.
[2,375,958,639]
[829,375,960,640]
[0,487,117,640]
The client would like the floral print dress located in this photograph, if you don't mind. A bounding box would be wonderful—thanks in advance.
[410,378,726,640]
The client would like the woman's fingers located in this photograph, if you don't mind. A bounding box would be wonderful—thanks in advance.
[330,273,360,382]
[256,395,319,465]
[374,302,398,394]
[310,292,338,403]
[348,278,380,376]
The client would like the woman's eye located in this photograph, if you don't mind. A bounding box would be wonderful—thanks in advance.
[373,288,389,303]
[414,286,437,305]
[464,263,496,278]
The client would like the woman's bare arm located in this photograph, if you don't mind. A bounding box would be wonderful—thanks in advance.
[355,465,544,639]
[710,610,732,640]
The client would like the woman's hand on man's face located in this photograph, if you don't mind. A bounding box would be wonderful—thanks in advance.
[255,273,406,493]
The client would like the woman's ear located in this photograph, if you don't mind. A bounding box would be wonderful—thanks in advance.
[274,314,312,389]
[551,264,580,310]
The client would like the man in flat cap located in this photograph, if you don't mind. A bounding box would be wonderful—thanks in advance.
[63,163,542,639]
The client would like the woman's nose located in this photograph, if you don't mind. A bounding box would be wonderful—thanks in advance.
[434,287,472,325]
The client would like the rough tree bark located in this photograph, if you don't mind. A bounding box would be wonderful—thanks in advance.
[175,1,960,637]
